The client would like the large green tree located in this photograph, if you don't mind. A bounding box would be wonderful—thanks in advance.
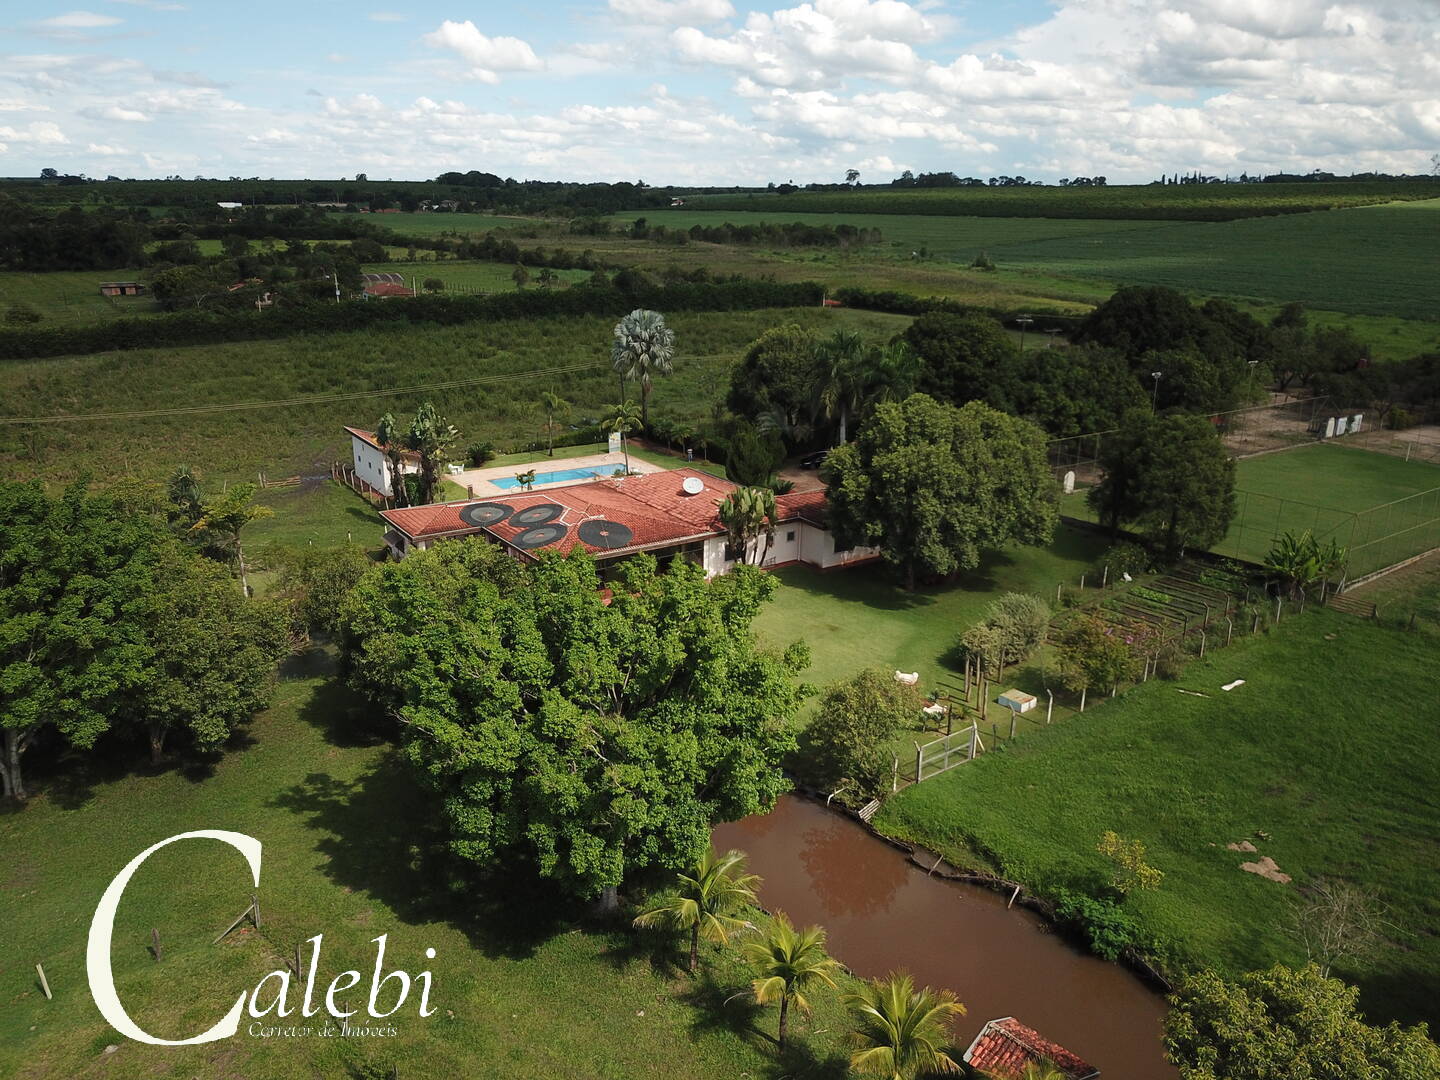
[1012,344,1148,437]
[798,669,922,800]
[822,394,1058,589]
[812,329,868,446]
[726,324,823,436]
[339,542,809,908]
[1087,410,1236,561]
[136,545,290,762]
[0,481,159,800]
[191,481,273,595]
[1165,963,1440,1080]
[905,311,1021,411]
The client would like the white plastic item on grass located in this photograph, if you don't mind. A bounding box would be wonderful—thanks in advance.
[1222,679,1245,691]
[894,670,920,686]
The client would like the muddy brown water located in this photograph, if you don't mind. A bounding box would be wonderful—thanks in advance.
[713,795,1177,1080]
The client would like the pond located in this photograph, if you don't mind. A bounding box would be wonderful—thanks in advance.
[713,795,1177,1079]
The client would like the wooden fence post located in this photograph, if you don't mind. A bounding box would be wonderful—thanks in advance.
[252,894,261,930]
[36,963,52,1000]
[1046,689,1053,724]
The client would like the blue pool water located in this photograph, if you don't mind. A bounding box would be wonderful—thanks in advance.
[492,467,609,489]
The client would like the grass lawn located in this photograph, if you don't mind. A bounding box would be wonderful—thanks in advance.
[0,654,861,1080]
[873,608,1440,1029]
[0,270,159,325]
[249,481,384,550]
[754,524,1108,719]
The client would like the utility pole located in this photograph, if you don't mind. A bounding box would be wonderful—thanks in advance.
[1016,313,1034,352]
[332,271,340,303]
[1151,370,1163,412]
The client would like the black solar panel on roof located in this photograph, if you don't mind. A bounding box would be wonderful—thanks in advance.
[577,519,635,550]
[459,502,514,527]
[511,503,564,527]
[512,523,569,550]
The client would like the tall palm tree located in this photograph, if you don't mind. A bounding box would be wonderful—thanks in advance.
[540,390,568,457]
[404,401,459,506]
[741,913,840,1051]
[845,972,966,1079]
[611,308,676,429]
[633,849,760,973]
[812,329,867,445]
[167,464,203,528]
[601,399,643,477]
[718,487,777,566]
[374,412,410,507]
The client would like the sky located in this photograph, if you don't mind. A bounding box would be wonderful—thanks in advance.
[0,0,1436,185]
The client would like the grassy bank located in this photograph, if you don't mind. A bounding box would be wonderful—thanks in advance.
[873,609,1440,1028]
[0,655,861,1080]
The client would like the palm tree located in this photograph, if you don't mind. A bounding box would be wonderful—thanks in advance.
[601,399,642,477]
[167,464,203,528]
[866,340,921,406]
[1265,529,1348,600]
[611,308,676,429]
[191,482,273,596]
[1019,1064,1068,1080]
[540,390,568,457]
[845,972,966,1079]
[812,329,866,445]
[718,487,777,566]
[404,401,459,506]
[374,412,410,507]
[741,913,840,1051]
[632,849,760,973]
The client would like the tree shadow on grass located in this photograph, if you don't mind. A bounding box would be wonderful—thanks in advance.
[1354,964,1440,1031]
[678,972,850,1080]
[297,669,389,749]
[601,925,689,981]
[268,760,574,961]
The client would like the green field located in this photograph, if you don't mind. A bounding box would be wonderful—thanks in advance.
[1064,443,1440,575]
[360,260,591,293]
[0,270,158,325]
[615,200,1440,322]
[694,181,1440,221]
[0,651,861,1080]
[0,306,911,485]
[874,609,1440,1028]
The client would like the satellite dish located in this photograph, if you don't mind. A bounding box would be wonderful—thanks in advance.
[681,476,705,495]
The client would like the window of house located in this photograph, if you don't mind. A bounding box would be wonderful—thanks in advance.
[785,531,795,542]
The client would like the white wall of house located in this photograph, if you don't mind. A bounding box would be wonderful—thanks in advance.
[351,434,416,497]
[704,521,879,577]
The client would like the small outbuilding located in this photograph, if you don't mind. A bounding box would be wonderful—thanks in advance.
[98,281,147,297]
[963,1017,1099,1079]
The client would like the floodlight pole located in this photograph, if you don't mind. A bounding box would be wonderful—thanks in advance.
[1151,370,1163,412]
[1017,313,1034,352]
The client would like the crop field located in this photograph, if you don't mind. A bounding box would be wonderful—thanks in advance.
[0,306,910,486]
[874,609,1440,1029]
[693,180,1440,220]
[0,652,863,1080]
[359,260,591,292]
[617,200,1440,322]
[329,211,540,239]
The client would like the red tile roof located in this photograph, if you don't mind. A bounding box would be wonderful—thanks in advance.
[383,468,743,558]
[964,1018,1099,1080]
[774,489,828,525]
[345,426,421,463]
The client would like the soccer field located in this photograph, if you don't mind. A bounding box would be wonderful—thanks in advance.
[1221,444,1440,575]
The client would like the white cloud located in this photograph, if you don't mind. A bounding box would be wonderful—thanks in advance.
[421,20,542,83]
[34,11,123,28]
[82,104,150,121]
[608,0,735,22]
[86,141,130,154]
[0,121,69,144]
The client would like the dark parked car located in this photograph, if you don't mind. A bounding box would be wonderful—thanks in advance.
[799,450,829,469]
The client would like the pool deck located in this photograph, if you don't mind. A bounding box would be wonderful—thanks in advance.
[451,451,666,497]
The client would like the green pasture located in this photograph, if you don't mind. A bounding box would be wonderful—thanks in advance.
[0,652,861,1080]
[693,181,1440,221]
[359,260,591,293]
[0,270,157,325]
[875,609,1440,1028]
[330,211,535,238]
[0,306,910,486]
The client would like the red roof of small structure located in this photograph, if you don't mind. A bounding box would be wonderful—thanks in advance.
[964,1018,1099,1080]
[364,282,415,297]
[774,489,828,525]
[381,469,832,559]
[345,426,421,463]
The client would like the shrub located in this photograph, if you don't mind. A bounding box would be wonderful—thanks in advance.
[1102,541,1150,580]
[970,250,996,271]
[1387,407,1415,431]
[422,277,445,292]
[1051,889,1144,961]
[4,303,43,326]
[465,441,496,467]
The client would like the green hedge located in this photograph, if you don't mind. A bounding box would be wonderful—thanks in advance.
[0,280,825,362]
[830,287,1085,331]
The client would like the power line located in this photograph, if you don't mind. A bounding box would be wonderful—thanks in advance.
[0,352,743,426]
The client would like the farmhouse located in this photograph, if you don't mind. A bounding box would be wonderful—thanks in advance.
[98,281,147,297]
[963,1017,1099,1080]
[345,426,420,499]
[378,467,878,577]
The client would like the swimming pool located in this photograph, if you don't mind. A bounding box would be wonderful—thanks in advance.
[491,467,610,489]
